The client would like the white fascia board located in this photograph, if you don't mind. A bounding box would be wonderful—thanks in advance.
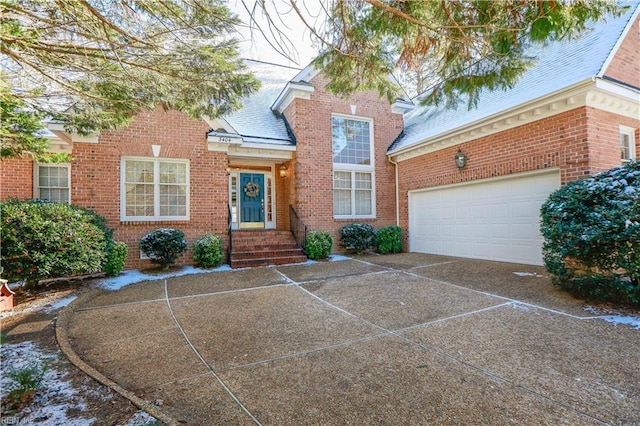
[271,82,315,113]
[594,78,640,101]
[239,141,295,151]
[291,64,320,83]
[46,122,99,143]
[389,79,596,162]
[391,99,415,114]
[228,145,294,160]
[202,115,237,134]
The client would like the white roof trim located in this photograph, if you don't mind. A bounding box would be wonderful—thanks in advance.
[390,77,640,162]
[203,116,237,134]
[46,122,99,143]
[271,82,315,113]
[291,64,320,83]
[598,4,640,78]
[389,79,596,161]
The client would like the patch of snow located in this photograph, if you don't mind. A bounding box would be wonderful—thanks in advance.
[513,272,543,277]
[0,341,96,425]
[584,306,640,330]
[122,410,159,425]
[99,264,231,291]
[44,295,77,313]
[328,254,351,262]
[597,315,640,330]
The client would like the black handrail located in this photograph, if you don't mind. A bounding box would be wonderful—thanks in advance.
[289,205,307,253]
[227,204,233,264]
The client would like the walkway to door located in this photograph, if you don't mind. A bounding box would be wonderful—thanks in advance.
[59,254,639,425]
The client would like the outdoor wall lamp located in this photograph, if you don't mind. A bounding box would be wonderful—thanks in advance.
[279,164,287,178]
[454,149,467,169]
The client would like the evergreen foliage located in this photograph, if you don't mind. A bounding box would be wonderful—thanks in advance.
[305,231,333,260]
[375,225,403,254]
[540,162,640,304]
[1,0,260,158]
[192,234,224,268]
[140,228,187,269]
[339,223,375,254]
[0,199,108,287]
[104,241,128,276]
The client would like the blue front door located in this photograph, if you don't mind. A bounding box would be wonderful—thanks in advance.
[240,173,265,227]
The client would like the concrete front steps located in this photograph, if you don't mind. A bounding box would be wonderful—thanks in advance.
[230,229,307,268]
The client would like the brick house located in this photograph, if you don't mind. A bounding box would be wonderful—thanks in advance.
[1,4,638,269]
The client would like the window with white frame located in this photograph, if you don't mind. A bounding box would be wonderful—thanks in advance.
[121,157,189,221]
[332,115,375,218]
[35,164,70,203]
[620,126,636,163]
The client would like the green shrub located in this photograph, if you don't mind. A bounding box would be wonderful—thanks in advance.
[305,231,333,260]
[0,199,108,287]
[5,364,48,411]
[140,228,187,269]
[339,223,375,253]
[375,225,403,254]
[193,234,224,267]
[540,161,640,304]
[104,241,128,276]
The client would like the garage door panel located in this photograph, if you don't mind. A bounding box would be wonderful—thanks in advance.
[408,170,560,265]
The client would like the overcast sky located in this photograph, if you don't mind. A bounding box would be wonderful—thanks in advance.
[228,0,321,68]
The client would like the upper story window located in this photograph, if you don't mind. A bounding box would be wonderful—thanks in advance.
[121,157,189,221]
[332,116,372,165]
[620,126,636,163]
[332,115,375,218]
[35,163,70,203]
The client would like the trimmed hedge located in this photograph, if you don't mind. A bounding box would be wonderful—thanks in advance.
[540,161,639,304]
[140,228,187,269]
[339,223,375,253]
[305,231,333,260]
[193,234,224,267]
[375,225,402,254]
[0,199,108,287]
[104,241,128,276]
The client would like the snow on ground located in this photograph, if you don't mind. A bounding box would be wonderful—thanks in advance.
[512,272,544,277]
[584,306,640,330]
[1,341,160,425]
[328,254,351,262]
[99,264,231,291]
[1,341,95,425]
[43,295,78,313]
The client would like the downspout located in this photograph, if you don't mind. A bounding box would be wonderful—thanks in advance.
[388,156,400,226]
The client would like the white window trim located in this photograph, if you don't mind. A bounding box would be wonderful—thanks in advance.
[331,114,376,219]
[333,167,377,219]
[620,125,636,163]
[34,163,71,204]
[120,156,190,222]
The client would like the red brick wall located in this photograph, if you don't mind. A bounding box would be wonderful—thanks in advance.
[604,15,640,88]
[282,73,404,249]
[70,108,228,269]
[0,157,33,200]
[395,106,639,241]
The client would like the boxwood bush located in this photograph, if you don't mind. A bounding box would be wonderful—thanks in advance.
[339,223,375,253]
[193,234,224,267]
[375,225,403,254]
[104,241,128,276]
[540,161,639,304]
[140,228,187,269]
[305,231,333,260]
[0,199,108,287]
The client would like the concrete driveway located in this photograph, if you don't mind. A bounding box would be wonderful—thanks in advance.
[59,254,639,425]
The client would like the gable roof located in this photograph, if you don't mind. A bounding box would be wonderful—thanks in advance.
[389,3,640,155]
[214,59,301,145]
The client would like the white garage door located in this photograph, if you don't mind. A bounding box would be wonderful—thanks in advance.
[408,170,560,265]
